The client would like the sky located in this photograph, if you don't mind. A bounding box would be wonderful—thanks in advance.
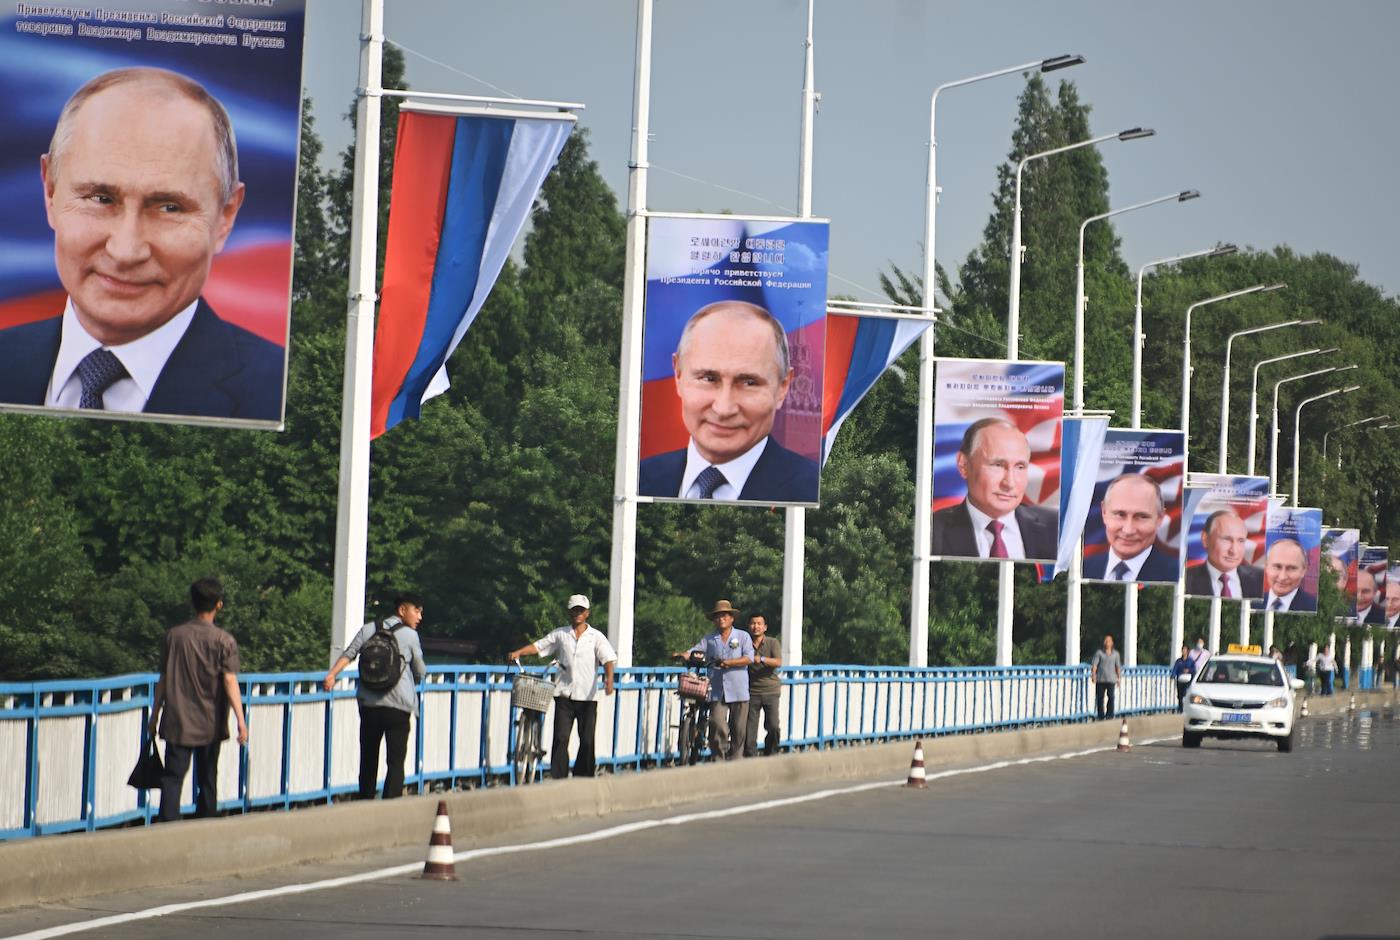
[302,0,1400,304]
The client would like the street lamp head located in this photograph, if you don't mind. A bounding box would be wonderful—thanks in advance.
[1318,346,1340,355]
[1177,190,1201,202]
[1041,54,1086,72]
[1118,127,1156,141]
[1211,244,1239,257]
[1262,282,1286,293]
[1295,318,1322,327]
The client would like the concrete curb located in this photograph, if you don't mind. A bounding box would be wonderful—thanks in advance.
[2,692,1391,910]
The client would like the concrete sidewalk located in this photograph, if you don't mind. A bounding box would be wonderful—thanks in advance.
[1,690,1386,910]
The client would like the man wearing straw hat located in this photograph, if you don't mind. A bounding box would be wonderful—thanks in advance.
[508,594,616,779]
[676,600,755,760]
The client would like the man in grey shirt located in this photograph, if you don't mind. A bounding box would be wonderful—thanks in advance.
[323,592,427,799]
[1089,634,1123,720]
[743,612,782,757]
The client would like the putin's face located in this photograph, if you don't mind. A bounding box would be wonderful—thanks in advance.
[1100,476,1163,561]
[1202,513,1248,573]
[1265,541,1306,597]
[1385,581,1400,618]
[957,423,1031,518]
[673,306,792,465]
[41,81,243,347]
[1357,571,1377,610]
[1326,554,1348,592]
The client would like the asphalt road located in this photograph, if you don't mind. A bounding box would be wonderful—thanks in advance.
[7,709,1400,940]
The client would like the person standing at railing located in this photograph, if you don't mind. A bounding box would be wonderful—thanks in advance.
[148,577,248,822]
[743,612,782,757]
[1089,634,1122,720]
[675,600,754,760]
[1171,644,1194,712]
[323,592,427,799]
[507,594,616,779]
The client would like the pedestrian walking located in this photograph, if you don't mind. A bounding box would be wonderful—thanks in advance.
[1316,645,1336,696]
[1170,643,1194,712]
[148,578,249,821]
[1090,634,1123,720]
[675,600,754,760]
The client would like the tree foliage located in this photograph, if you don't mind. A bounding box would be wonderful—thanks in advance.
[2,66,1395,682]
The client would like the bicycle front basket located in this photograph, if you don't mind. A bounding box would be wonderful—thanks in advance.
[511,673,555,712]
[676,673,710,701]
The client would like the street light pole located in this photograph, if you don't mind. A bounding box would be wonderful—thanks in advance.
[1323,414,1391,464]
[1270,365,1356,490]
[1122,244,1236,665]
[910,53,1084,667]
[1218,319,1315,648]
[1175,283,1285,658]
[1065,189,1199,668]
[1002,125,1154,667]
[1294,386,1362,504]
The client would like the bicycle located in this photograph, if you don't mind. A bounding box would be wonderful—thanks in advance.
[510,659,555,784]
[671,651,713,765]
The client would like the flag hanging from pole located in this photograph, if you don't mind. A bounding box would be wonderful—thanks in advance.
[820,313,931,463]
[371,106,574,438]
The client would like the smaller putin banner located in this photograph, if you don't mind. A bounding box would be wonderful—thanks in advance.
[1182,474,1270,602]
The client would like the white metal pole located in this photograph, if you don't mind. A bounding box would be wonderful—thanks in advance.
[606,0,653,667]
[782,0,816,668]
[912,57,1078,667]
[1247,348,1330,474]
[1293,386,1360,505]
[329,0,384,667]
[1270,366,1353,492]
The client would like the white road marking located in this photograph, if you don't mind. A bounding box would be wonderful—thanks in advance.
[6,737,1169,939]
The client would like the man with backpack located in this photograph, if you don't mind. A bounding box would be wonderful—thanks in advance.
[323,592,427,799]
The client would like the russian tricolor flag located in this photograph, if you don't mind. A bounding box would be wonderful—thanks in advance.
[371,106,574,438]
[820,313,931,462]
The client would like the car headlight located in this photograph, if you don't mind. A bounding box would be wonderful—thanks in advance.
[1266,697,1289,709]
[1189,694,1208,706]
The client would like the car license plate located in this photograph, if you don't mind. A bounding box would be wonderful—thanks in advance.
[1222,712,1251,723]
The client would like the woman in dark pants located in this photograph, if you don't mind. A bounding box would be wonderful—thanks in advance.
[1171,644,1194,712]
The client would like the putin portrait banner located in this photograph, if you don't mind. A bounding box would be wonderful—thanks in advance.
[1081,429,1185,584]
[1256,506,1322,614]
[0,0,305,429]
[1322,527,1360,622]
[1182,474,1270,601]
[638,213,829,506]
[931,358,1064,564]
[1358,545,1389,625]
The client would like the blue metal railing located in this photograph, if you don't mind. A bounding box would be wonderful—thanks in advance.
[0,664,1175,841]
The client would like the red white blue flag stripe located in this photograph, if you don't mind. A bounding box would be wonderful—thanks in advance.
[820,314,931,462]
[372,109,572,438]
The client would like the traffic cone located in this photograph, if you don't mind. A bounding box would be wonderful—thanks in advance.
[1116,718,1131,751]
[420,800,458,881]
[1299,696,1309,718]
[905,739,928,789]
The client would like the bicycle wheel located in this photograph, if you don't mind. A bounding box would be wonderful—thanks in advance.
[523,715,543,784]
[513,711,534,784]
[677,704,695,766]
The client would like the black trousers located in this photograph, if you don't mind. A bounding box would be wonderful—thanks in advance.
[159,739,222,821]
[1095,681,1117,720]
[744,690,781,757]
[358,703,411,799]
[551,697,598,779]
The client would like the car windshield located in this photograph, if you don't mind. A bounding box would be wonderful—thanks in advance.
[1197,660,1283,686]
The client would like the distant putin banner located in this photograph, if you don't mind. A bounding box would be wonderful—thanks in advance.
[1082,429,1185,584]
[1182,474,1270,601]
[638,214,829,507]
[1255,506,1322,614]
[0,0,307,428]
[1322,527,1360,622]
[1358,545,1389,625]
[931,358,1065,564]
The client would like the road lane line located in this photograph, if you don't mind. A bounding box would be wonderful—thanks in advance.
[7,738,1166,939]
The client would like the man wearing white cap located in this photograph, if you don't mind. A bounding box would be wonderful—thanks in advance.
[508,594,616,779]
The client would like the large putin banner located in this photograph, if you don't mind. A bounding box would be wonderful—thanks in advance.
[1081,428,1185,584]
[0,0,306,428]
[1182,474,1270,602]
[638,213,829,507]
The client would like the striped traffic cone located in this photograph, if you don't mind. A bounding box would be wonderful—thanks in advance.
[905,739,928,789]
[1116,718,1131,751]
[420,800,458,881]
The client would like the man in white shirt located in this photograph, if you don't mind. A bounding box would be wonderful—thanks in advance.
[1184,511,1264,599]
[1083,474,1179,582]
[0,67,282,421]
[930,417,1057,561]
[1257,538,1316,612]
[508,594,616,779]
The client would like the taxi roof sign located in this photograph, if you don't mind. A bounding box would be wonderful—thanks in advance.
[1227,643,1263,655]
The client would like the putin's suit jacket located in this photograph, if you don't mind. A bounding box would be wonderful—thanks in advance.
[931,500,1058,560]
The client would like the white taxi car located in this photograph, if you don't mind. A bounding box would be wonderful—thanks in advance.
[1182,646,1305,751]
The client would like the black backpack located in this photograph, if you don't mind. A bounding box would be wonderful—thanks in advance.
[358,620,406,691]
